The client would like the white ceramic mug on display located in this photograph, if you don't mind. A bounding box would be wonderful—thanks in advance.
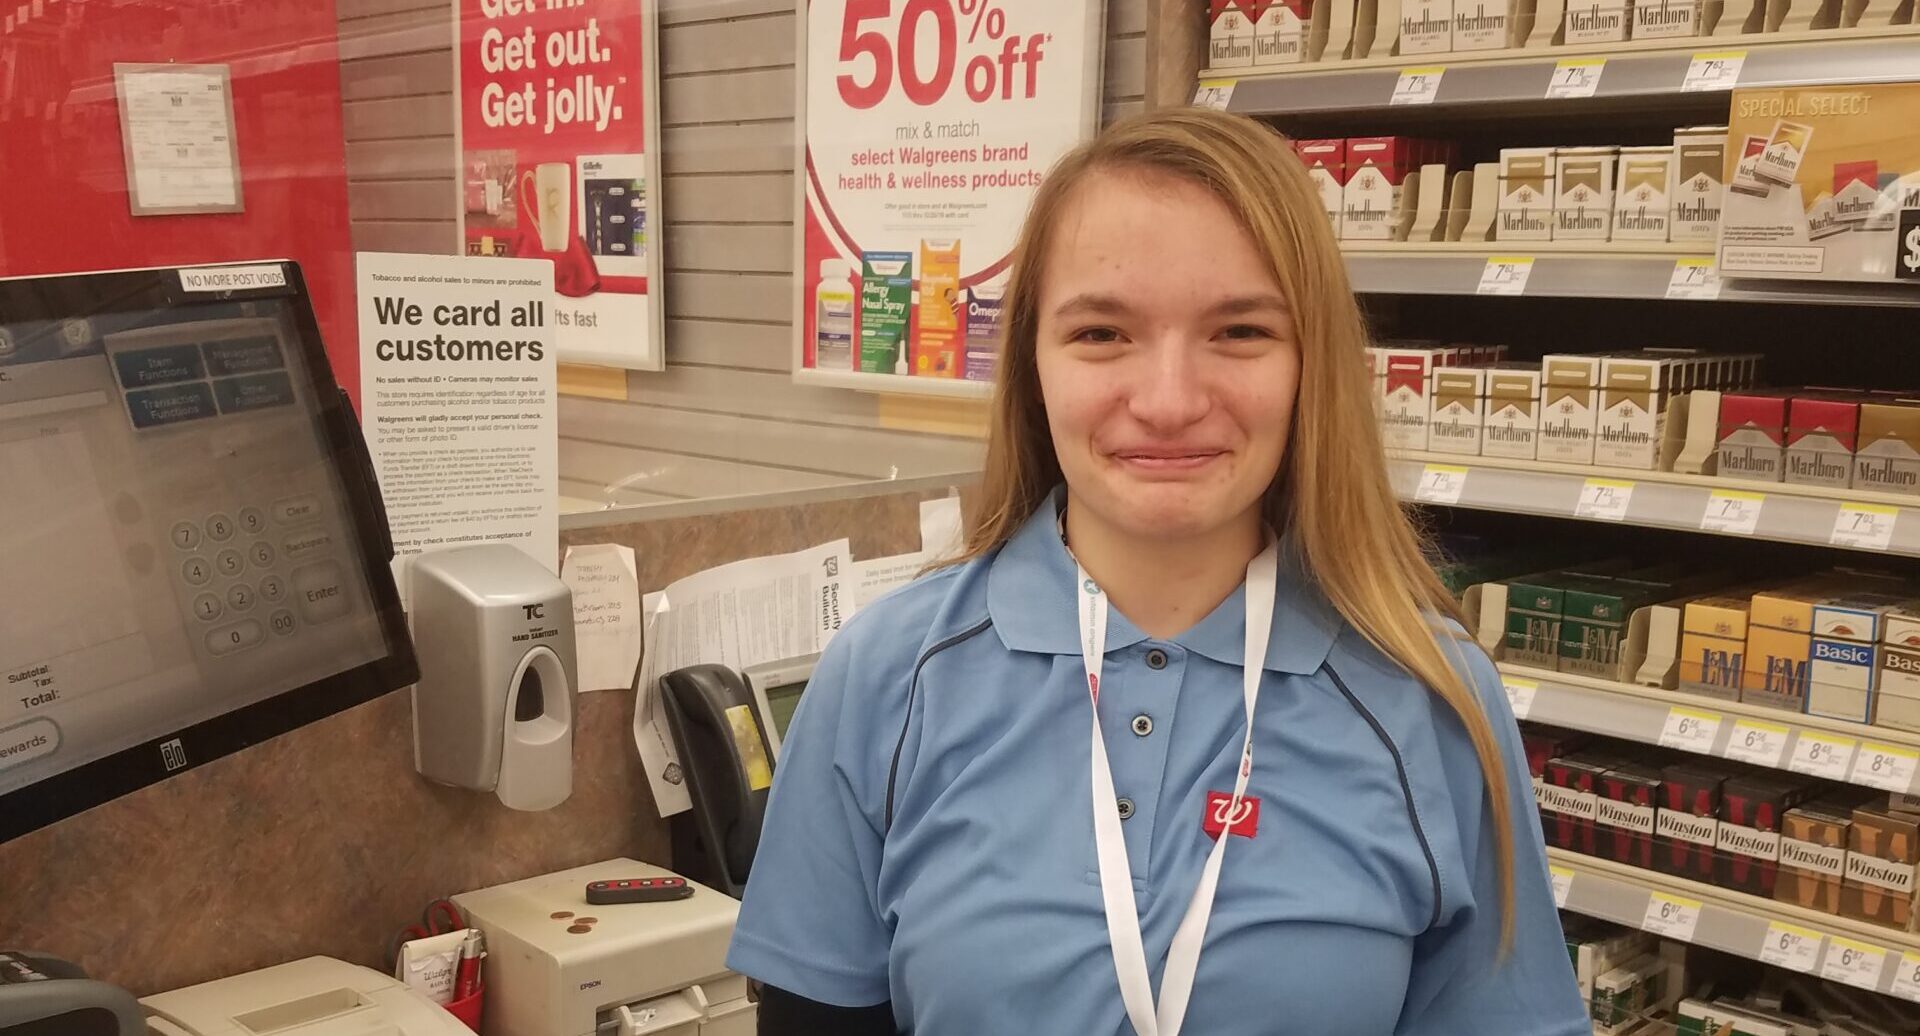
[521,162,572,253]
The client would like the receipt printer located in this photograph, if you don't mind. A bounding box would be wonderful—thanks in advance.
[452,859,753,1036]
[141,957,471,1036]
[0,951,142,1036]
[409,544,577,811]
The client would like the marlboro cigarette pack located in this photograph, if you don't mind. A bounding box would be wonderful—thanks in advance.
[1297,139,1347,236]
[1344,137,1416,242]
[1209,0,1258,68]
[1428,366,1487,456]
[1717,391,1791,482]
[1855,400,1920,497]
[1540,355,1602,465]
[1484,365,1543,460]
[1785,395,1860,489]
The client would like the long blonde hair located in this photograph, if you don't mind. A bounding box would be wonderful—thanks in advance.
[952,107,1516,943]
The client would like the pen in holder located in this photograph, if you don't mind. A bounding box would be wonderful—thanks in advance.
[445,981,484,1032]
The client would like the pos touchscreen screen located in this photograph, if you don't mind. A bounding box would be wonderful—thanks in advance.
[0,263,416,842]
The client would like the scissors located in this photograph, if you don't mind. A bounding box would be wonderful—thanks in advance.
[387,898,467,972]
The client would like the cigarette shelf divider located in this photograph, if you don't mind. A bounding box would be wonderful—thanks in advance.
[1550,848,1920,1001]
[1389,450,1920,557]
[1344,246,1920,306]
[1212,29,1920,116]
[1504,662,1920,795]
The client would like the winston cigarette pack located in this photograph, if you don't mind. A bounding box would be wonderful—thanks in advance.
[1720,83,1920,284]
[1840,801,1920,931]
[1777,796,1856,913]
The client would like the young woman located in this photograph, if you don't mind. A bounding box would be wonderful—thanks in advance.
[728,108,1589,1035]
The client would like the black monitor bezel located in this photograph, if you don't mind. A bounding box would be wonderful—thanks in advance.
[0,261,419,843]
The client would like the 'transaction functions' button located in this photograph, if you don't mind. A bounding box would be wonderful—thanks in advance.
[0,718,60,773]
[293,562,349,624]
[125,383,217,430]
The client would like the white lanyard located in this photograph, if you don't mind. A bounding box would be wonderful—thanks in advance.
[1074,538,1278,1036]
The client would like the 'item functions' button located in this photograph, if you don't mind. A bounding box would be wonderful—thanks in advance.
[268,610,296,637]
[226,583,256,613]
[206,620,264,656]
[170,521,201,551]
[282,528,333,563]
[1116,798,1136,821]
[273,496,320,525]
[1131,714,1154,737]
[1145,649,1169,670]
[192,594,223,623]
[249,541,276,568]
[259,575,286,602]
[238,507,267,536]
[293,562,349,624]
[215,549,245,578]
[182,557,213,587]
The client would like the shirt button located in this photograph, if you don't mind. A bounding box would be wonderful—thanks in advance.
[1131,714,1154,737]
[1145,649,1169,670]
[1116,797,1136,820]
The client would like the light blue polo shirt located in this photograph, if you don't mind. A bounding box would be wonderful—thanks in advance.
[728,491,1588,1035]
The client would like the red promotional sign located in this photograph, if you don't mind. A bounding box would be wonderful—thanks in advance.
[455,0,665,369]
[796,0,1104,391]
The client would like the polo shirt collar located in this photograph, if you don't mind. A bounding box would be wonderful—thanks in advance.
[985,487,1342,675]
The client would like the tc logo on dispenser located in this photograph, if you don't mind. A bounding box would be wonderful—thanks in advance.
[523,604,545,620]
[1203,792,1260,838]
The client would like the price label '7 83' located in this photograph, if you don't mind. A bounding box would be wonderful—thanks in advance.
[1391,67,1445,105]
[1415,464,1468,504]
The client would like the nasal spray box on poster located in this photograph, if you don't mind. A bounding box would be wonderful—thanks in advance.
[797,1,1103,386]
[1720,84,1920,284]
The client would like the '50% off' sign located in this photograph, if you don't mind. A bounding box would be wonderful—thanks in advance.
[837,0,1050,108]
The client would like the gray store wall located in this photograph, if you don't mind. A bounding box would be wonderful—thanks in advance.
[334,0,1149,509]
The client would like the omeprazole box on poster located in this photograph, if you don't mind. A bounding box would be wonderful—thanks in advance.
[799,1,1103,384]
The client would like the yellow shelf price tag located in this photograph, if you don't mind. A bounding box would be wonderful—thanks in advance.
[1550,865,1574,908]
[1391,66,1445,105]
[1193,79,1237,111]
[1759,922,1824,974]
[1702,490,1764,535]
[1682,50,1746,91]
[1724,719,1789,768]
[1850,743,1919,793]
[1546,58,1605,98]
[1822,937,1888,991]
[1788,731,1856,781]
[1832,502,1899,551]
[1642,892,1702,942]
[1575,478,1634,522]
[1476,256,1534,296]
[1666,257,1722,300]
[1504,677,1539,721]
[1659,707,1721,754]
[1415,463,1469,504]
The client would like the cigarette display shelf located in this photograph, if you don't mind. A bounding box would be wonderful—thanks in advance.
[1505,662,1920,795]
[1208,28,1920,116]
[1344,244,1920,306]
[1549,847,1920,1000]
[1388,449,1920,557]
[793,366,994,400]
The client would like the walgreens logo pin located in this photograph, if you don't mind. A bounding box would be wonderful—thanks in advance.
[1204,792,1260,839]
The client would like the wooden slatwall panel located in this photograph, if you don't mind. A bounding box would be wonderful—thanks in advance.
[335,0,1147,508]
[338,0,457,255]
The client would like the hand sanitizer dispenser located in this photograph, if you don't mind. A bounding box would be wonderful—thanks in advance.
[409,544,577,811]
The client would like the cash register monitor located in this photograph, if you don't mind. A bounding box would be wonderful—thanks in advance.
[743,654,814,762]
[0,263,417,842]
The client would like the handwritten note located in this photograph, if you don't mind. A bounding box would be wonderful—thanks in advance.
[561,543,642,692]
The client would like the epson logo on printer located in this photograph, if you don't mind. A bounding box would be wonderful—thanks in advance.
[1815,641,1875,666]
[1847,853,1917,894]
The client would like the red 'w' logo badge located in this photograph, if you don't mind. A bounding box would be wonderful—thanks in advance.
[1203,792,1259,838]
